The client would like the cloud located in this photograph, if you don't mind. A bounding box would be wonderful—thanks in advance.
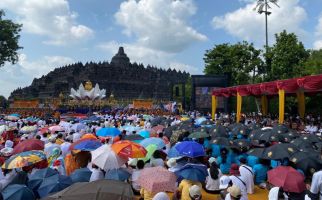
[114,0,207,53]
[98,41,202,74]
[0,54,74,98]
[212,0,307,46]
[0,0,94,46]
[314,15,322,49]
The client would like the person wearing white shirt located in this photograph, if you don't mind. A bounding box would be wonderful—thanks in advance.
[205,161,223,193]
[44,137,60,157]
[89,164,104,182]
[229,164,248,200]
[239,158,255,194]
[307,170,322,200]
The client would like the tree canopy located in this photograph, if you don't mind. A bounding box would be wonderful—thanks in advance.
[0,10,22,67]
[203,41,263,85]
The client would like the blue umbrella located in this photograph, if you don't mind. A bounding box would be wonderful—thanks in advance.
[175,163,208,182]
[96,128,121,137]
[9,113,20,117]
[140,138,165,149]
[37,174,72,198]
[105,168,131,181]
[71,123,86,132]
[168,143,181,158]
[138,130,150,138]
[195,117,207,125]
[175,141,205,158]
[73,139,102,151]
[27,168,58,192]
[2,184,35,200]
[70,168,92,183]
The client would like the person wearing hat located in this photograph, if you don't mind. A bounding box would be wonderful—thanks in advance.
[225,185,242,200]
[229,164,248,200]
[189,185,202,200]
[152,192,170,200]
[176,179,202,200]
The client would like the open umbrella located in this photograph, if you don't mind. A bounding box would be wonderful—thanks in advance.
[123,134,144,141]
[12,139,44,155]
[265,143,299,160]
[209,125,228,138]
[299,135,321,143]
[71,123,86,132]
[232,139,250,149]
[111,140,147,159]
[69,138,102,151]
[91,144,127,171]
[140,138,165,149]
[37,174,72,198]
[140,144,158,162]
[188,132,210,139]
[290,138,316,151]
[268,166,306,193]
[2,184,35,200]
[42,180,134,200]
[167,143,181,158]
[81,133,97,140]
[290,151,322,175]
[70,167,92,183]
[175,163,208,182]
[138,166,177,193]
[96,127,121,137]
[138,130,150,138]
[212,137,232,146]
[20,126,37,134]
[27,168,58,193]
[272,124,289,134]
[49,125,64,133]
[105,168,131,181]
[247,148,267,159]
[2,150,46,169]
[175,141,205,158]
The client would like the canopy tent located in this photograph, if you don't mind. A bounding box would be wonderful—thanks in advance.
[211,74,322,123]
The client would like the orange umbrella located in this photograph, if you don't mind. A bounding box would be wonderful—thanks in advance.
[81,134,97,140]
[111,140,147,159]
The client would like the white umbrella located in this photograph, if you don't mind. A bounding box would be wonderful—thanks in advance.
[91,144,127,171]
[0,125,8,135]
[20,126,37,133]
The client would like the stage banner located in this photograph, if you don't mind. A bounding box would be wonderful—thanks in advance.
[133,100,153,109]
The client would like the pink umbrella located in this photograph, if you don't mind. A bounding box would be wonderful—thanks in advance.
[49,125,64,133]
[151,125,165,134]
[138,166,177,193]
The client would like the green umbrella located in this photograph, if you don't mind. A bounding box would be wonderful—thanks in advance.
[140,144,158,162]
[188,132,210,139]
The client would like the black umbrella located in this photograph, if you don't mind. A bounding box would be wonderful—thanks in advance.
[228,123,244,131]
[123,134,144,141]
[194,127,208,134]
[212,137,233,146]
[250,129,278,142]
[290,151,322,175]
[279,131,299,143]
[231,125,249,136]
[247,148,267,159]
[200,120,214,126]
[43,180,134,200]
[299,135,321,143]
[164,125,178,138]
[209,125,228,138]
[272,124,289,134]
[290,138,316,151]
[265,143,299,160]
[248,123,262,131]
[232,139,251,150]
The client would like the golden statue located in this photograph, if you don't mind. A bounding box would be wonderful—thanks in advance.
[84,81,93,91]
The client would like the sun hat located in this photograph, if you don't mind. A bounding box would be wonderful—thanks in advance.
[227,185,241,198]
[189,185,201,198]
[219,175,231,189]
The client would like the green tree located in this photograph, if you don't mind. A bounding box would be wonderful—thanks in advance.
[265,30,309,80]
[0,10,22,67]
[302,49,322,75]
[204,41,263,86]
[0,95,8,108]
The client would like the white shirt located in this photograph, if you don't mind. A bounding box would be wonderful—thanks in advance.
[205,168,222,191]
[310,171,322,200]
[239,165,255,194]
[131,169,142,191]
[229,175,248,200]
[89,168,104,182]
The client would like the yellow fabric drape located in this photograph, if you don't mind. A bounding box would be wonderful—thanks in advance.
[297,91,305,119]
[211,95,217,120]
[261,95,268,116]
[278,89,285,124]
[236,92,242,123]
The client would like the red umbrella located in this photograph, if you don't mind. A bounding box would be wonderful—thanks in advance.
[268,166,306,193]
[12,139,44,155]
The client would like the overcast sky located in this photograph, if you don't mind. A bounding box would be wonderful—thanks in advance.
[0,0,321,98]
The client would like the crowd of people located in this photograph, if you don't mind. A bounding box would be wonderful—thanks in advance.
[0,110,321,200]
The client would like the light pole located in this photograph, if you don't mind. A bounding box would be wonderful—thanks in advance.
[254,0,279,78]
